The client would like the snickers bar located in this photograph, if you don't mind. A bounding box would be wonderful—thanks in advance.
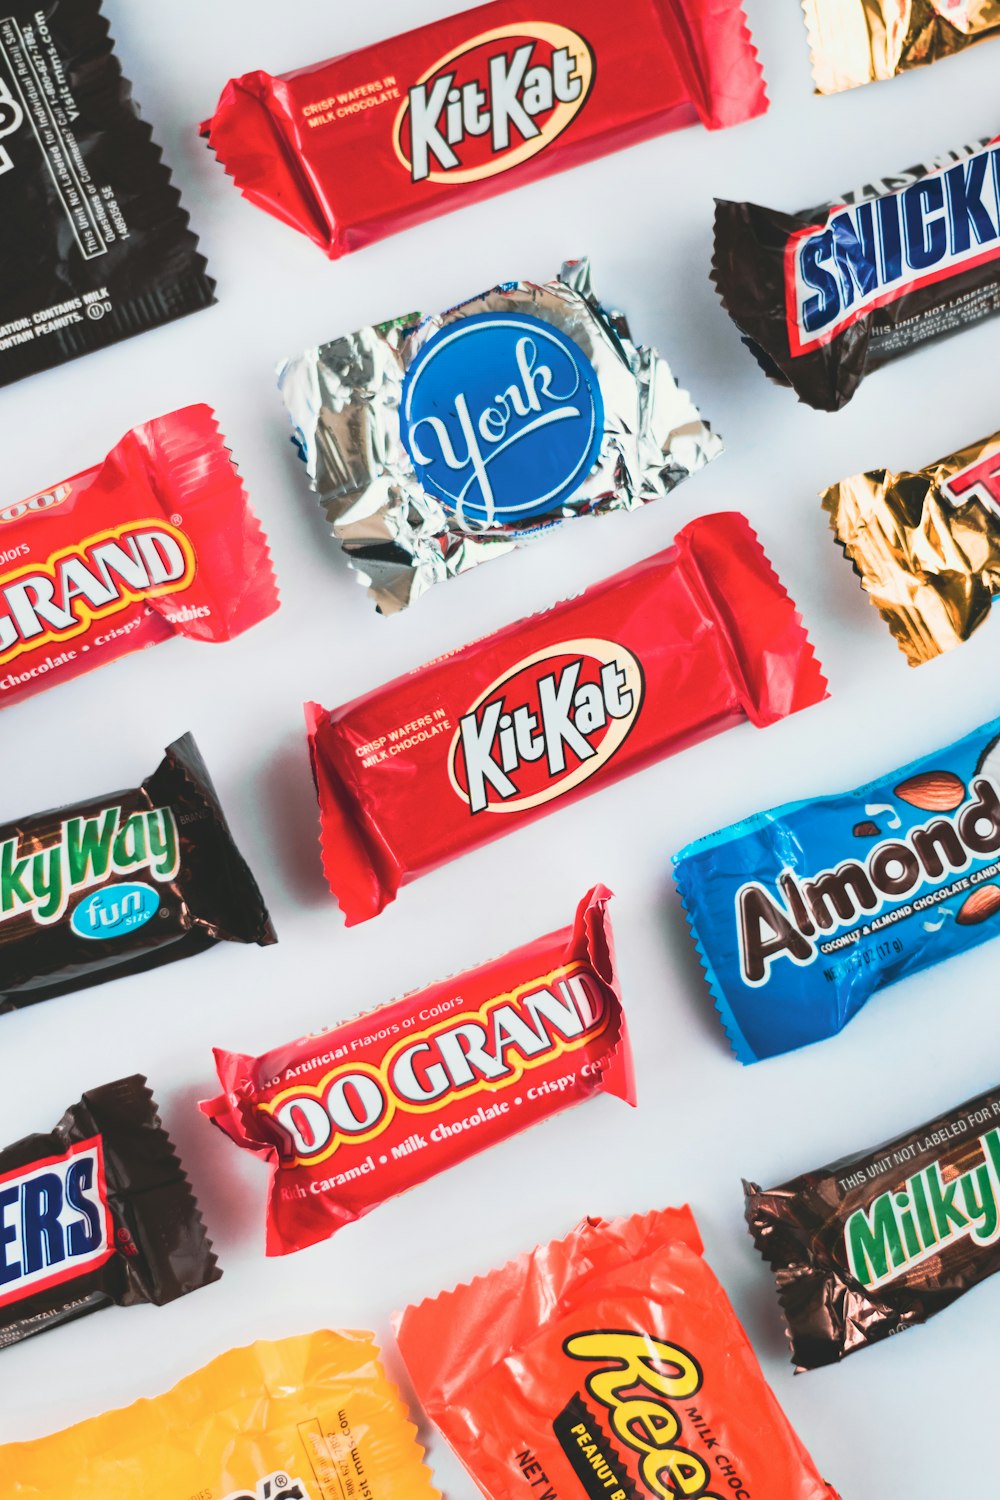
[713,135,1000,409]
[306,512,827,922]
[202,0,766,258]
[746,1079,1000,1368]
[0,1075,219,1350]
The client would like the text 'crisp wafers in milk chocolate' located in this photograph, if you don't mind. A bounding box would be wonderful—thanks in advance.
[713,135,1000,409]
[202,887,632,1254]
[0,0,215,386]
[674,715,1000,1061]
[746,1079,1000,1368]
[306,513,827,923]
[0,1074,219,1351]
[0,734,275,1010]
[279,259,720,614]
[823,425,1000,664]
[202,0,767,258]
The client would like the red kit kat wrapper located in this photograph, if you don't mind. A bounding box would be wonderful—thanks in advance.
[306,513,827,923]
[0,406,278,709]
[201,0,767,258]
[202,887,633,1255]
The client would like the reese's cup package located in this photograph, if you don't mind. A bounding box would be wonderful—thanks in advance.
[0,1074,219,1352]
[0,0,215,386]
[0,1329,440,1499]
[394,1206,841,1500]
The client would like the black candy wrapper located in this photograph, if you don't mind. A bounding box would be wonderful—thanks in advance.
[0,733,276,1009]
[0,0,215,386]
[0,1075,220,1350]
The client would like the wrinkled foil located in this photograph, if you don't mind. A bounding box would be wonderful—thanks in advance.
[804,0,1000,93]
[278,259,721,614]
[823,429,1000,664]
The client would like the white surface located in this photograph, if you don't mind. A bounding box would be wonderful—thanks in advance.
[1,3,999,1495]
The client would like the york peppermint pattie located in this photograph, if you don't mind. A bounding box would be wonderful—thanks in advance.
[674,716,1000,1061]
[279,260,721,613]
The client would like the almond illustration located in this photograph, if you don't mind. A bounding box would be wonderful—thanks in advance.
[956,886,1000,926]
[894,770,965,812]
[853,821,880,838]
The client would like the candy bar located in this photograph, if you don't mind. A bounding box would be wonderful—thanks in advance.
[746,1079,1000,1368]
[279,258,721,613]
[0,1328,439,1498]
[395,1206,840,1500]
[306,512,827,923]
[0,1075,218,1350]
[0,405,278,708]
[674,714,1000,1062]
[712,135,1000,409]
[804,0,1000,94]
[823,425,1000,664]
[202,0,766,258]
[0,734,275,1009]
[202,886,632,1254]
[0,0,214,386]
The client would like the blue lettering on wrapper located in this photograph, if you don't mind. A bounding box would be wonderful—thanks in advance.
[399,311,604,526]
[69,881,160,941]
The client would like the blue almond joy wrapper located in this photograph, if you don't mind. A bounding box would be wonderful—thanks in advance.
[673,716,1000,1062]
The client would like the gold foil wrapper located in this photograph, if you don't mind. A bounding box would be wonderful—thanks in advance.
[822,431,1000,664]
[804,1,1000,92]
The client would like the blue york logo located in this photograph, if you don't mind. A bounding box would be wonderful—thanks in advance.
[399,311,604,526]
[70,882,160,941]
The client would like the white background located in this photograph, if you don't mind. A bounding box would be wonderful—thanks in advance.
[1,3,999,1495]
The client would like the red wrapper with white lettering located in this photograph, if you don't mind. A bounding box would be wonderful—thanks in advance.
[201,0,767,259]
[201,886,633,1256]
[0,405,278,709]
[306,512,828,924]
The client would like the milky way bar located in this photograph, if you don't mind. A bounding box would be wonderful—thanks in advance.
[713,135,1000,409]
[0,734,275,1009]
[746,1079,1000,1369]
[0,1075,219,1350]
[674,714,1000,1061]
[0,0,214,386]
[202,0,766,258]
[804,1,1000,94]
[824,426,1000,664]
[306,512,826,922]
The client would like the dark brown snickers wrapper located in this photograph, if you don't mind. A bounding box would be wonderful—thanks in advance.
[0,1075,220,1349]
[712,135,1000,410]
[745,1080,1000,1369]
[0,0,215,387]
[0,733,275,1009]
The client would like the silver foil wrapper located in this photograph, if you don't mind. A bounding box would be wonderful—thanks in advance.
[278,259,722,614]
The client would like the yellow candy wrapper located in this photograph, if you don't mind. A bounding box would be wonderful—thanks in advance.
[1,1330,439,1500]
[803,1,1000,93]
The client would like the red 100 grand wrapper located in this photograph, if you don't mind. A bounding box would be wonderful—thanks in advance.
[0,406,278,708]
[306,513,827,924]
[201,887,633,1255]
[201,0,767,259]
